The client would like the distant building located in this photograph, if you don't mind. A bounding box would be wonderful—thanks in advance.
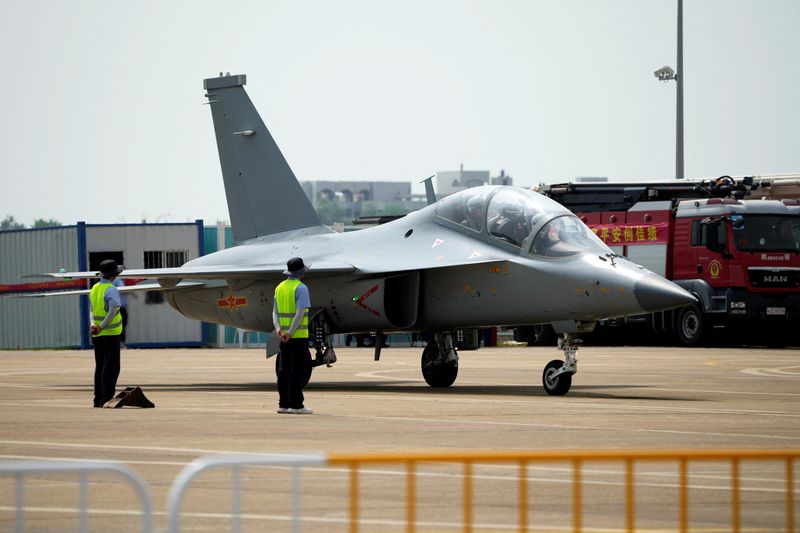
[301,180,409,207]
[436,166,514,197]
[298,172,520,223]
[300,180,427,221]
[574,176,609,183]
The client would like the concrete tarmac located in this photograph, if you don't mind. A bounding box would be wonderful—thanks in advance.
[0,345,798,531]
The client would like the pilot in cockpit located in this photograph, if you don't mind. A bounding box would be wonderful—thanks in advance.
[460,196,484,231]
[489,204,529,246]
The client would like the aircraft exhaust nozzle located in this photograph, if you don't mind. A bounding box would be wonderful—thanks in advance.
[634,274,696,312]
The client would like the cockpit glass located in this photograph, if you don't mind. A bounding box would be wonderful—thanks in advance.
[486,188,546,247]
[435,186,609,257]
[531,215,613,257]
[435,188,489,232]
[732,215,800,252]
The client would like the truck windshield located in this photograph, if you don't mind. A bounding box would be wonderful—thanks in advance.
[732,215,800,252]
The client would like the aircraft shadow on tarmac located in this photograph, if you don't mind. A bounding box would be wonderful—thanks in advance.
[60,381,700,402]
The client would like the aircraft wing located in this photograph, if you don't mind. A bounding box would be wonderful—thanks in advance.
[14,281,207,298]
[23,239,503,285]
[23,261,356,282]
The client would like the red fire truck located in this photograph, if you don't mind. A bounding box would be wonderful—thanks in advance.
[518,176,800,346]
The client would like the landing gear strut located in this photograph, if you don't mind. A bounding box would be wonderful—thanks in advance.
[542,333,581,396]
[421,332,459,387]
[309,310,337,368]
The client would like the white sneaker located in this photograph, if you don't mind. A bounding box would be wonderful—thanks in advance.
[287,407,313,414]
[277,407,289,414]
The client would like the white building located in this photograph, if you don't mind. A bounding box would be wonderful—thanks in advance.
[0,221,205,349]
[436,167,514,197]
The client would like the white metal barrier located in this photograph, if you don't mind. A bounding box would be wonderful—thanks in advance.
[0,460,154,533]
[165,453,326,533]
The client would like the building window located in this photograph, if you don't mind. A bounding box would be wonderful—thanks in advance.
[165,251,186,268]
[144,250,163,269]
[144,250,188,304]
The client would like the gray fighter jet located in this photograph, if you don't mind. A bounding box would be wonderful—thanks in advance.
[29,73,694,395]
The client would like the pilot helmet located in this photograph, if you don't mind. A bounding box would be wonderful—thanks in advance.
[466,196,483,215]
[529,213,545,227]
[500,204,523,218]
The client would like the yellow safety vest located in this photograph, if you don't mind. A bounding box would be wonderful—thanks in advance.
[90,282,123,337]
[275,279,309,339]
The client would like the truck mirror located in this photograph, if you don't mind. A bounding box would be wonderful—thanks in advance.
[731,217,744,229]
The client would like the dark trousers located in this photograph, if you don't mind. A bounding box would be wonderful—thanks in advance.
[277,338,311,409]
[93,335,121,407]
[119,307,128,344]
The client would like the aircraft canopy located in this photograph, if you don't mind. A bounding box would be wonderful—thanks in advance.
[436,186,612,257]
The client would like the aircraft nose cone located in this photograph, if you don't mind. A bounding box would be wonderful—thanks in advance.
[634,273,696,312]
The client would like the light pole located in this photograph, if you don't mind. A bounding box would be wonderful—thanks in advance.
[654,0,684,180]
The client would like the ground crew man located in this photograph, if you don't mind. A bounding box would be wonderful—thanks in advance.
[272,257,313,414]
[89,259,124,407]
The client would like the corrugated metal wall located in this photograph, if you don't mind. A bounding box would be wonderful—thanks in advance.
[0,227,83,349]
[85,224,203,346]
[1,223,204,349]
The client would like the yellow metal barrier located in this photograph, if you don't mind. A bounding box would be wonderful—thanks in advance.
[327,449,799,533]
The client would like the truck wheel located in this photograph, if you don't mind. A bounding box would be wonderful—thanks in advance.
[675,304,706,347]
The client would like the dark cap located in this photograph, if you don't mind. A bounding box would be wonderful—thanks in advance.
[283,257,309,276]
[98,259,123,278]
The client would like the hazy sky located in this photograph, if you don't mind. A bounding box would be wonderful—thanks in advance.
[1,0,798,226]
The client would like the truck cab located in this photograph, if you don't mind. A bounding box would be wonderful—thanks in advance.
[533,177,800,346]
[671,198,800,344]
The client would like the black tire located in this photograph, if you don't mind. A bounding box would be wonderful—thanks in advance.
[274,354,313,387]
[542,359,572,396]
[675,304,706,347]
[531,324,556,346]
[421,343,458,388]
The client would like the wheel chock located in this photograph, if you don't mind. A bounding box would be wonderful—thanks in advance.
[104,386,155,408]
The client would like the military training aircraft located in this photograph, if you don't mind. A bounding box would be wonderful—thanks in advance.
[28,73,695,395]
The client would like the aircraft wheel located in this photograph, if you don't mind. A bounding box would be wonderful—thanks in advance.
[675,304,706,347]
[421,343,458,388]
[542,359,572,396]
[274,354,313,387]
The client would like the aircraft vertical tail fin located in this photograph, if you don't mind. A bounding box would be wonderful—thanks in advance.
[203,74,325,242]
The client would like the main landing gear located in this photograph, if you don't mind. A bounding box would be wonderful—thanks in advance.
[542,333,581,396]
[310,310,337,369]
[421,332,459,387]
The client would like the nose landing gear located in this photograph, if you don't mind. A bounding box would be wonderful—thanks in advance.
[542,333,581,396]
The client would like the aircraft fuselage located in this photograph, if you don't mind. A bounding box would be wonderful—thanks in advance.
[166,202,676,335]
